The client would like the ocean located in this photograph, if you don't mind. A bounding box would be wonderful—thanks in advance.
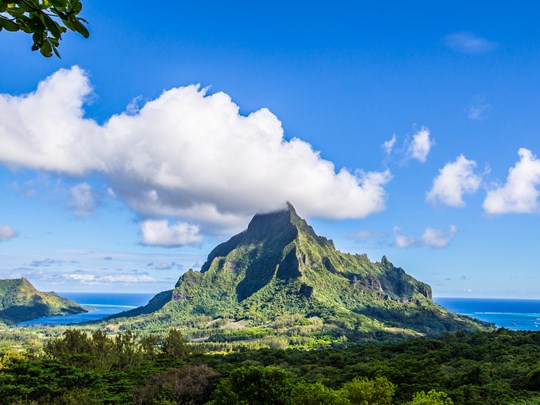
[17,294,540,330]
[434,297,540,331]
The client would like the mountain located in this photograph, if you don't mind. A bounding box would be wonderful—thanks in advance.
[109,203,489,342]
[0,278,87,324]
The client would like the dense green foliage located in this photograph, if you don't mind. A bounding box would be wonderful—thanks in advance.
[0,278,86,324]
[106,204,489,346]
[2,328,540,403]
[208,328,540,404]
[0,0,88,57]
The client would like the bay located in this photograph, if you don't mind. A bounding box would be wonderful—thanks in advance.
[17,292,155,326]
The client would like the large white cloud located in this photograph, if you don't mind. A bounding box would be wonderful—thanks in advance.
[0,67,392,234]
[427,155,482,207]
[484,148,540,215]
[407,127,433,163]
[0,67,102,174]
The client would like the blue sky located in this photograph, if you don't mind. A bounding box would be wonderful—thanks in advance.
[1,1,540,296]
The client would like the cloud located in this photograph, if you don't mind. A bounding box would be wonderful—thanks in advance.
[352,230,388,241]
[125,95,144,115]
[152,261,183,270]
[69,182,95,216]
[392,227,417,248]
[65,273,154,285]
[407,127,432,163]
[421,225,457,248]
[0,67,392,234]
[28,258,63,267]
[444,32,497,54]
[393,225,457,249]
[484,148,540,214]
[0,67,101,174]
[103,274,154,283]
[192,259,205,269]
[65,274,97,283]
[382,134,396,155]
[468,97,491,120]
[427,155,482,207]
[351,230,390,249]
[140,220,203,247]
[0,225,17,242]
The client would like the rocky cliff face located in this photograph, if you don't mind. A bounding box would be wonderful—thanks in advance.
[110,203,489,338]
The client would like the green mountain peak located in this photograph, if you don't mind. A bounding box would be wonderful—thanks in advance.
[109,203,489,342]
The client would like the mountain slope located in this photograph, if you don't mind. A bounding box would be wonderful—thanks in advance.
[108,203,489,342]
[0,278,87,324]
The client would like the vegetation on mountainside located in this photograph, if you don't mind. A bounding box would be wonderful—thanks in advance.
[104,204,489,344]
[0,278,86,324]
[1,328,540,403]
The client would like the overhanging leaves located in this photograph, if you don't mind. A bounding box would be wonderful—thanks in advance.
[0,0,89,57]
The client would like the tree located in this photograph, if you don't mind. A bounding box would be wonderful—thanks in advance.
[406,390,454,405]
[339,377,396,405]
[290,382,349,405]
[161,328,189,359]
[133,365,218,405]
[211,366,294,405]
[0,0,88,57]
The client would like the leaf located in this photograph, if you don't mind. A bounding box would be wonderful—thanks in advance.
[32,31,41,42]
[51,41,61,58]
[43,15,61,38]
[17,1,35,13]
[18,19,34,33]
[70,0,82,14]
[48,0,67,9]
[27,15,45,32]
[61,15,74,30]
[72,18,88,38]
[39,38,52,57]
[5,6,24,17]
[0,17,19,31]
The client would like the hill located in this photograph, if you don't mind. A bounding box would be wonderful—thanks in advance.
[108,203,489,344]
[0,278,87,324]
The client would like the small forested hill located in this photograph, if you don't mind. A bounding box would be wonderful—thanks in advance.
[0,278,86,323]
[109,203,489,342]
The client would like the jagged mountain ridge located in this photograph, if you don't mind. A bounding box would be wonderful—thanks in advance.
[194,202,432,305]
[110,203,487,339]
[0,278,87,324]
